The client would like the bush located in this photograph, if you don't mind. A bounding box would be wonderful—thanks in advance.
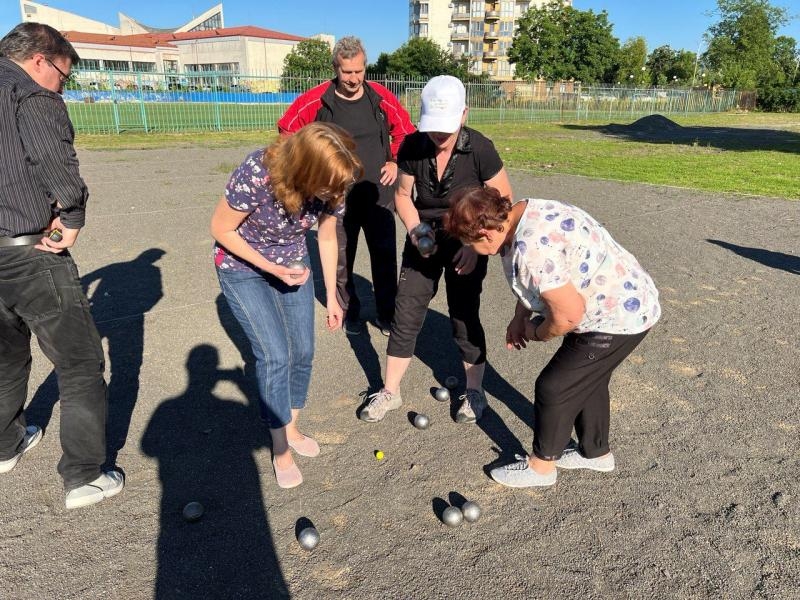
[757,86,800,112]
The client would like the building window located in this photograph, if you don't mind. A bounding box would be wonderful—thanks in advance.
[163,60,178,73]
[189,12,222,32]
[471,41,482,55]
[103,60,130,71]
[500,21,514,36]
[132,61,156,72]
[501,1,513,17]
[470,21,483,36]
[420,2,428,15]
[76,58,100,70]
[471,1,483,16]
[419,23,428,36]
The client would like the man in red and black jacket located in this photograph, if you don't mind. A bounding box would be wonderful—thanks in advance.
[278,36,414,336]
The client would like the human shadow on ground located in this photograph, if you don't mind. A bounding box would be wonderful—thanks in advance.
[562,115,800,154]
[306,230,384,390]
[140,345,289,599]
[707,239,800,275]
[25,248,165,467]
[306,230,533,460]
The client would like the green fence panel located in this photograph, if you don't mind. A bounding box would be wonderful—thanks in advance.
[64,69,747,135]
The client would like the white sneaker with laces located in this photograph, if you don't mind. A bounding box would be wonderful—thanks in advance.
[0,425,42,474]
[65,470,125,509]
[556,446,615,472]
[490,454,557,488]
[455,389,488,424]
[359,389,402,422]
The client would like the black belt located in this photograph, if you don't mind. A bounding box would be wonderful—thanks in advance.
[0,234,43,247]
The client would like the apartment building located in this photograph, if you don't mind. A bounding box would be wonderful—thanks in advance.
[408,0,572,79]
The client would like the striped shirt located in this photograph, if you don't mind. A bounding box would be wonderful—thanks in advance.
[0,58,88,236]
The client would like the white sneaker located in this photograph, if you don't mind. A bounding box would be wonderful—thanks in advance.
[490,454,557,488]
[556,445,615,472]
[0,425,42,474]
[65,470,125,509]
[359,389,402,422]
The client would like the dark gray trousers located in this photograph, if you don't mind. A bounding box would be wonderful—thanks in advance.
[0,246,107,489]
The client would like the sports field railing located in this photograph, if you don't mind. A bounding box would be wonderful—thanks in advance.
[63,69,749,134]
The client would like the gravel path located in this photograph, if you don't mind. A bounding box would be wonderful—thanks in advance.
[1,146,797,599]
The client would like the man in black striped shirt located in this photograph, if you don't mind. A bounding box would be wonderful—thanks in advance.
[0,23,124,509]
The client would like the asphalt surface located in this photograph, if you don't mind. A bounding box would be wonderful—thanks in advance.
[0,145,798,599]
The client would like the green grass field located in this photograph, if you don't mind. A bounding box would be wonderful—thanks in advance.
[74,112,800,200]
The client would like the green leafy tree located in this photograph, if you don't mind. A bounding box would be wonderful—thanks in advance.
[616,37,649,86]
[773,35,799,84]
[281,39,333,91]
[370,38,471,79]
[702,0,790,88]
[508,1,620,83]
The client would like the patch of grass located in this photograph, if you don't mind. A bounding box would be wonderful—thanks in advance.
[75,112,799,199]
[479,114,799,199]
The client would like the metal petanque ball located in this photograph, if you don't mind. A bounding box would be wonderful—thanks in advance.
[182,501,204,523]
[417,236,435,257]
[444,376,458,390]
[413,222,433,238]
[297,526,320,550]
[442,506,463,527]
[413,413,430,430]
[462,501,482,523]
[286,260,306,279]
[434,387,450,402]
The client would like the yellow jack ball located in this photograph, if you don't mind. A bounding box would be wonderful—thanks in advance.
[375,450,385,460]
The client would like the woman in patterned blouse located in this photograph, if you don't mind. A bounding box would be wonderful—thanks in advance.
[446,185,661,489]
[211,123,362,488]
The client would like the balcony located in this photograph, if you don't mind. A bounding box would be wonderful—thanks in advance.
[484,28,499,40]
[485,10,500,20]
[451,11,470,20]
[450,31,469,41]
[483,51,498,60]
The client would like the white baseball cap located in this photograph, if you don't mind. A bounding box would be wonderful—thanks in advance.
[418,75,466,134]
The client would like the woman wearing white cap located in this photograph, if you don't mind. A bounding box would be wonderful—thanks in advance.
[359,75,512,425]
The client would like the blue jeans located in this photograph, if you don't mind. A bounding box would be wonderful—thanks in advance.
[217,265,314,428]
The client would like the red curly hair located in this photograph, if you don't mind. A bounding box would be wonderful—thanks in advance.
[445,185,512,243]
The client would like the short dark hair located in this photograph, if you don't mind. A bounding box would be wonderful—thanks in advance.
[445,185,512,243]
[0,22,79,64]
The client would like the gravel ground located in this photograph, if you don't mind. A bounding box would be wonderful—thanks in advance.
[0,145,798,600]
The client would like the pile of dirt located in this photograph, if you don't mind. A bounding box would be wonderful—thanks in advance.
[603,114,685,140]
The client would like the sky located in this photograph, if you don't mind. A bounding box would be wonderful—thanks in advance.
[0,0,798,60]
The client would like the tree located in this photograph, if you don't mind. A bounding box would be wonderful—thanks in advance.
[616,37,649,86]
[702,0,790,88]
[369,38,471,79]
[508,1,620,83]
[646,46,699,86]
[281,39,332,91]
[773,35,799,85]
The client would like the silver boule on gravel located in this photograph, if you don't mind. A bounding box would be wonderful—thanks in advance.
[462,501,482,523]
[441,506,463,527]
[413,413,430,429]
[285,260,306,279]
[297,526,320,550]
[434,387,450,402]
[182,501,204,522]
[444,376,458,390]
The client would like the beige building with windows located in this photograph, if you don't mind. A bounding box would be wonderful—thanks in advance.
[18,1,333,91]
[408,0,572,79]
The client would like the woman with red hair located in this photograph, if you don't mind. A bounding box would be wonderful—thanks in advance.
[446,186,661,488]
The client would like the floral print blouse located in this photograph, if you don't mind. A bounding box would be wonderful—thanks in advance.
[214,149,344,272]
[501,199,661,334]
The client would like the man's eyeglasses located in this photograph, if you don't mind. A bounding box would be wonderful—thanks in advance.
[46,58,74,84]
